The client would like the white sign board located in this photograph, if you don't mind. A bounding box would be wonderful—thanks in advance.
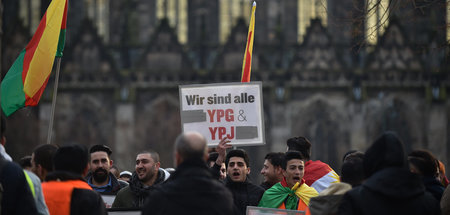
[179,82,265,146]
[101,195,116,208]
[246,206,305,215]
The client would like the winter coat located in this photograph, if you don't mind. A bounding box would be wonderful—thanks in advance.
[441,185,450,214]
[0,157,38,215]
[309,182,352,215]
[142,159,234,215]
[225,177,265,215]
[338,167,440,215]
[112,168,168,208]
[338,132,440,215]
[85,172,128,194]
[260,181,274,190]
[422,176,445,201]
[43,171,107,215]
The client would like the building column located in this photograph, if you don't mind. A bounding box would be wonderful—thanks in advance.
[114,103,135,171]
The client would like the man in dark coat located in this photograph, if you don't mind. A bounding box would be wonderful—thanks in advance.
[338,131,440,215]
[225,149,265,215]
[142,132,233,215]
[42,144,106,215]
[112,150,169,208]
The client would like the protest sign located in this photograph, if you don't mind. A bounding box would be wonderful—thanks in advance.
[246,206,305,215]
[101,195,116,208]
[179,82,265,146]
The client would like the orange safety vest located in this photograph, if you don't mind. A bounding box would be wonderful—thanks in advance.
[42,180,93,215]
[278,198,311,215]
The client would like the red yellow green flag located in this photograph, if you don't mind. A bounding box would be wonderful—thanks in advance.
[1,0,68,116]
[241,1,256,83]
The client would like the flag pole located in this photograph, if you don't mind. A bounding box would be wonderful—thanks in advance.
[46,57,62,144]
[240,1,256,82]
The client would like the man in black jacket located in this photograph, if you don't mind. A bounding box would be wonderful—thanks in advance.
[112,150,170,208]
[41,144,106,215]
[225,149,265,215]
[142,132,234,215]
[338,132,440,215]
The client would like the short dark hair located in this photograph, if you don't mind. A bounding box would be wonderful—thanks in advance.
[225,149,250,167]
[286,136,311,160]
[207,152,219,163]
[19,155,32,169]
[54,144,89,175]
[33,144,59,172]
[138,150,160,163]
[282,151,304,170]
[341,153,365,187]
[89,145,112,157]
[343,150,359,162]
[264,152,285,168]
[408,149,438,177]
[343,151,364,162]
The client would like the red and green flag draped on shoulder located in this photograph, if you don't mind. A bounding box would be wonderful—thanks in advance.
[1,0,68,116]
[258,178,318,210]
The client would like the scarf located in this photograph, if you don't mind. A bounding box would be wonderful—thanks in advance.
[258,178,318,209]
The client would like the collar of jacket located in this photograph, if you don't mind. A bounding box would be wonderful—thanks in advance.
[129,168,166,195]
[170,158,209,179]
[45,171,86,182]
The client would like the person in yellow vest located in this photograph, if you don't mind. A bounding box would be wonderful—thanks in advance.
[258,151,318,214]
[41,144,106,215]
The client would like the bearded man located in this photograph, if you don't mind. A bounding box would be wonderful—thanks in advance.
[112,150,170,208]
[86,145,128,194]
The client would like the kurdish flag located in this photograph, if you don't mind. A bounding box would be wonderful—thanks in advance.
[1,0,68,116]
[303,160,340,193]
[241,1,256,83]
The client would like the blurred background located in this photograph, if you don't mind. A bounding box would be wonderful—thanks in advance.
[1,0,449,184]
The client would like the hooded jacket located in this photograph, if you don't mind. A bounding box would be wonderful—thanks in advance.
[338,132,440,215]
[112,168,168,208]
[142,159,234,215]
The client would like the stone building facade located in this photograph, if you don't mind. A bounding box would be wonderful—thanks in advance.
[1,0,448,182]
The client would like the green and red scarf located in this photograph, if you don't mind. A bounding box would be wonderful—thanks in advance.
[258,178,318,210]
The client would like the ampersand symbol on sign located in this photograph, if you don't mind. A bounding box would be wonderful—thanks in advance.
[238,110,247,122]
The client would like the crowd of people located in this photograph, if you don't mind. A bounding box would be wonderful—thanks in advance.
[1,115,450,215]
